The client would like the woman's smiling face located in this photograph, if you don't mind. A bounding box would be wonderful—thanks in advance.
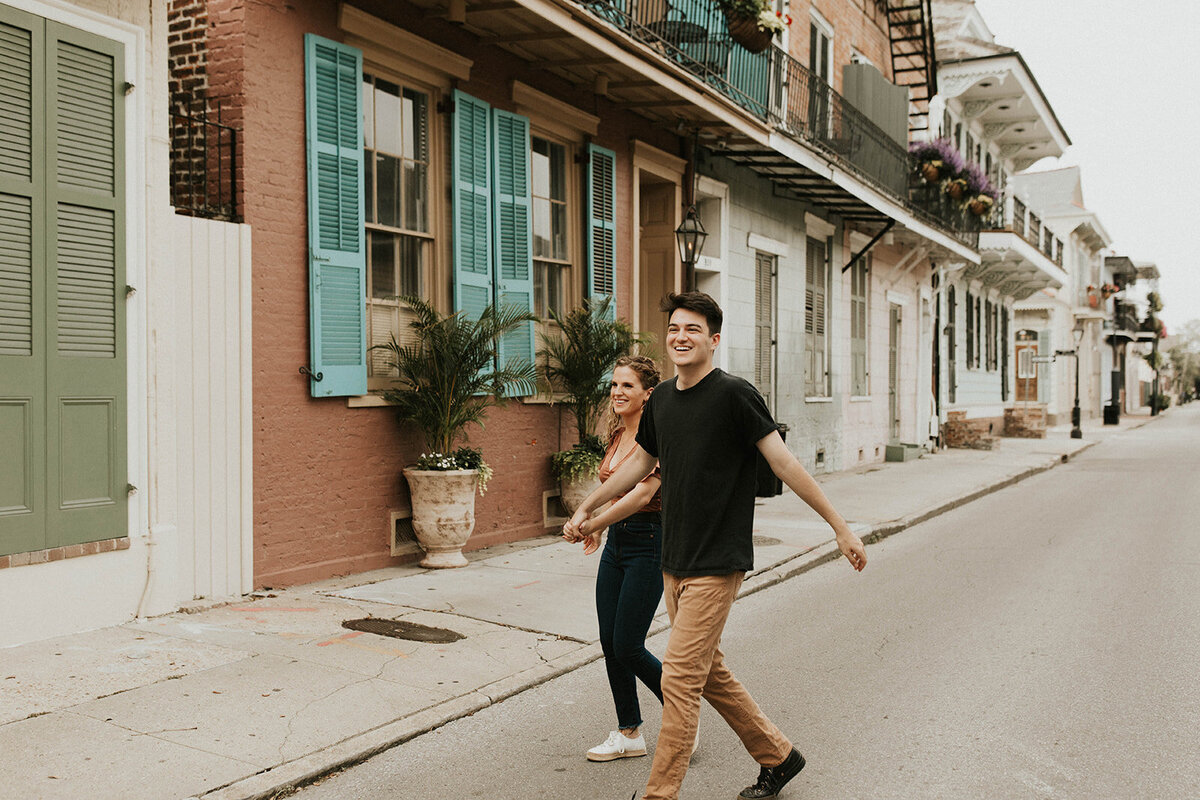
[610,365,652,417]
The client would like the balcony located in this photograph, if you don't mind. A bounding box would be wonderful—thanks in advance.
[961,191,1066,300]
[575,0,976,249]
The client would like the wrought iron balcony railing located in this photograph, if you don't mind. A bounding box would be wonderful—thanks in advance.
[170,95,240,222]
[578,0,976,247]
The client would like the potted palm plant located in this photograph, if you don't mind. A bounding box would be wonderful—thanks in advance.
[373,297,537,568]
[539,297,639,513]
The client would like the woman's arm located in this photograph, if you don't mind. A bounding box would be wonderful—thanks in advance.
[564,446,657,539]
[581,475,660,535]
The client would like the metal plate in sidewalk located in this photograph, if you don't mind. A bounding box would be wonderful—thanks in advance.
[342,618,464,643]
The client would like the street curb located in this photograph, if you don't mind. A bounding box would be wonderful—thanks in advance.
[201,426,1142,799]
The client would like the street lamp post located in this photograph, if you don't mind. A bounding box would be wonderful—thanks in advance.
[1055,325,1084,439]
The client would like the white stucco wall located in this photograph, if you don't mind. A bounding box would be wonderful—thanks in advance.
[703,155,845,473]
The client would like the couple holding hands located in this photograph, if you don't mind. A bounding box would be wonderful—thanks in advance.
[563,292,866,800]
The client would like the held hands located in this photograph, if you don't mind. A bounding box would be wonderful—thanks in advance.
[562,511,602,555]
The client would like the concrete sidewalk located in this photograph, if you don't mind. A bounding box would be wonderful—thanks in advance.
[0,413,1158,800]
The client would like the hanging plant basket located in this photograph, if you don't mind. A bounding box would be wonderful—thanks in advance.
[725,13,774,53]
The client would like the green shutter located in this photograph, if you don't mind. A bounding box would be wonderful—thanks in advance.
[586,143,616,322]
[304,34,366,397]
[491,109,534,386]
[0,6,46,556]
[452,90,492,321]
[44,20,126,548]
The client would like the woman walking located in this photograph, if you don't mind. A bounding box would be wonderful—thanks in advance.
[564,355,665,762]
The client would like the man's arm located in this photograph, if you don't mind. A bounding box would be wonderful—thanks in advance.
[563,446,656,541]
[573,475,661,555]
[756,430,867,571]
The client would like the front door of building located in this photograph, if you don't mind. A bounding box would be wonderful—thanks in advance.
[638,180,677,372]
[1015,329,1039,402]
[755,251,776,413]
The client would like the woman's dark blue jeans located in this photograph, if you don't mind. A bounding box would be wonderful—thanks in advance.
[595,514,664,729]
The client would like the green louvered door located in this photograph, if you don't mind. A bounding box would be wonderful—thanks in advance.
[304,35,366,397]
[0,7,46,556]
[1,8,127,556]
[491,109,534,378]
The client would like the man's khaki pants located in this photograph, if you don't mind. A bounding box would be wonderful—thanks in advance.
[642,572,793,800]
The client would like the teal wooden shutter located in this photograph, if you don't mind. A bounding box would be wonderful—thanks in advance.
[452,90,492,322]
[491,108,535,387]
[44,20,128,548]
[304,34,365,397]
[586,143,617,322]
[0,6,47,556]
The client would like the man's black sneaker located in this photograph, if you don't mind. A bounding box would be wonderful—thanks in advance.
[737,748,805,799]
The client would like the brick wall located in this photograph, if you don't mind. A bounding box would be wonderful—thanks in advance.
[1003,405,1047,439]
[942,410,1003,450]
[168,0,243,218]
[229,0,678,588]
[788,0,892,90]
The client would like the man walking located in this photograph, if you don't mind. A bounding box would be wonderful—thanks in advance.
[566,292,866,800]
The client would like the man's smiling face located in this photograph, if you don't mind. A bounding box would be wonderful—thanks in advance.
[666,308,719,369]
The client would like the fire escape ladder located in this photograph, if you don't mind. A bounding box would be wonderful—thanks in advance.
[886,0,938,137]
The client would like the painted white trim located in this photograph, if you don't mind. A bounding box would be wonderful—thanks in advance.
[747,233,789,257]
[632,140,687,180]
[806,396,834,403]
[886,290,910,306]
[804,212,835,239]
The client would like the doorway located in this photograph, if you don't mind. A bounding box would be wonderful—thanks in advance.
[637,179,679,369]
[755,251,777,413]
[1015,329,1039,402]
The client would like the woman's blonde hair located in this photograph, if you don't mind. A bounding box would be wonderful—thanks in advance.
[604,355,661,445]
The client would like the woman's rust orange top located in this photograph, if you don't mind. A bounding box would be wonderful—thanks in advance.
[597,428,662,514]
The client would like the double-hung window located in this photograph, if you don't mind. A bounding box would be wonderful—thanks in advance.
[363,73,431,379]
[531,137,570,319]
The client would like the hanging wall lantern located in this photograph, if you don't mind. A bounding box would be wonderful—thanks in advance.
[674,205,708,267]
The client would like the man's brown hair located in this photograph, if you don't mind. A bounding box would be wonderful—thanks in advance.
[659,291,723,335]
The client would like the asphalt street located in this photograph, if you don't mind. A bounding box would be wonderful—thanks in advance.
[293,408,1200,800]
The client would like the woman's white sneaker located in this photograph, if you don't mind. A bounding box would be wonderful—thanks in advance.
[586,730,647,761]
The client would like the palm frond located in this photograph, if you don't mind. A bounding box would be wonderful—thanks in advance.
[372,297,538,453]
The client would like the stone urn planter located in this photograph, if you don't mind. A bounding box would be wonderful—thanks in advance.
[559,473,602,516]
[403,468,479,569]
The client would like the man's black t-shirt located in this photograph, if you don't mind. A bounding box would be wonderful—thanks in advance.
[636,368,779,576]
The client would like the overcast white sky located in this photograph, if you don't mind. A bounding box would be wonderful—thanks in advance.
[971,0,1200,329]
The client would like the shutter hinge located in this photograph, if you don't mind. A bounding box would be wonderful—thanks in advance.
[125,284,137,297]
[436,97,455,115]
[123,82,135,96]
[127,483,138,496]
